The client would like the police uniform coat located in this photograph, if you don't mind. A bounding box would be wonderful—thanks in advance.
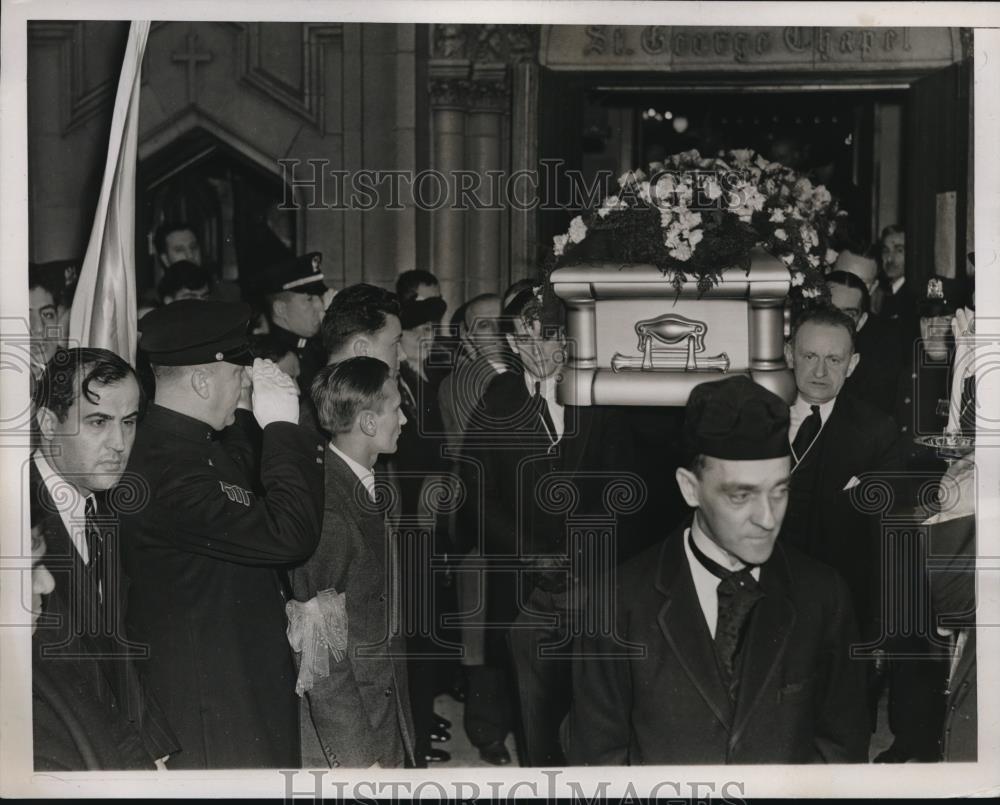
[290,449,416,768]
[31,468,180,770]
[269,324,326,397]
[563,521,870,765]
[120,405,324,769]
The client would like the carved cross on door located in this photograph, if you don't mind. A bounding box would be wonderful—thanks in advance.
[172,32,212,104]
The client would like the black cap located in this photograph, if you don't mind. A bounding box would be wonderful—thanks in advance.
[256,252,326,296]
[683,375,791,461]
[139,300,255,366]
[919,275,962,318]
[400,296,447,330]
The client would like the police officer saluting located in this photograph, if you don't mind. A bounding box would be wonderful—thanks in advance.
[254,251,328,395]
[118,300,324,769]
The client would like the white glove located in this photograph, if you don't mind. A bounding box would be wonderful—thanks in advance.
[251,358,300,428]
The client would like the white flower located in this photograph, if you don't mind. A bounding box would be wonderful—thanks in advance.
[703,176,723,201]
[668,241,693,261]
[755,153,770,170]
[687,228,704,248]
[807,253,820,268]
[825,248,839,264]
[677,208,702,230]
[664,223,682,249]
[790,271,805,287]
[793,177,814,199]
[617,169,647,189]
[598,196,626,218]
[780,253,795,266]
[639,181,652,205]
[568,215,587,244]
[729,149,753,166]
[803,287,821,299]
[769,208,786,224]
[812,185,832,208]
[553,233,569,257]
[800,225,819,249]
[774,228,788,241]
[654,173,677,199]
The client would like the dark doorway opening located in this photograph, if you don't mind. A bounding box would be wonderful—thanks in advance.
[137,128,296,296]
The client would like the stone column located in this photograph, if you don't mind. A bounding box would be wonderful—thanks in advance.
[428,61,470,312]
[465,63,509,298]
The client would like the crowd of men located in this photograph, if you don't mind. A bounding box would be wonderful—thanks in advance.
[26,220,976,770]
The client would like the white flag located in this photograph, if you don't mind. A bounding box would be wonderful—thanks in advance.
[69,21,150,364]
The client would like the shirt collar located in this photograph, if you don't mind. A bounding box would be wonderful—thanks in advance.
[33,450,95,562]
[143,403,215,443]
[523,368,556,398]
[892,275,906,295]
[328,442,375,497]
[691,515,749,573]
[792,394,837,426]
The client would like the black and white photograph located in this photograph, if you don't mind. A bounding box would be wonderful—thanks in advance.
[1,1,997,799]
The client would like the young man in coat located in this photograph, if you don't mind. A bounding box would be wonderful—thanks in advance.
[564,375,870,765]
[290,357,416,768]
[31,347,179,770]
[119,301,325,769]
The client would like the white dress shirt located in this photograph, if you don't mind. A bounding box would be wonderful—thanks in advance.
[683,518,761,639]
[33,450,94,564]
[788,395,837,445]
[523,369,565,442]
[891,276,906,295]
[328,442,376,501]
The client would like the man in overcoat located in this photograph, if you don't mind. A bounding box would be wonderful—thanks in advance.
[564,375,869,764]
[119,301,324,769]
[31,347,179,770]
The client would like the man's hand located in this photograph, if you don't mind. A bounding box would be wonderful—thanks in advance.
[251,358,300,428]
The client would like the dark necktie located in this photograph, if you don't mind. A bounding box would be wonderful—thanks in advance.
[84,498,104,599]
[82,496,108,639]
[688,533,764,702]
[534,381,558,444]
[792,404,822,462]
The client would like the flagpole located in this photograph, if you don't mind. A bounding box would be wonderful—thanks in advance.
[68,21,150,364]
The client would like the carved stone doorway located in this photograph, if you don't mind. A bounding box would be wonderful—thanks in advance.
[137,127,296,296]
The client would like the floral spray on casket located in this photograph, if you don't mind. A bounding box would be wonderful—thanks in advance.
[544,148,840,320]
[542,149,846,407]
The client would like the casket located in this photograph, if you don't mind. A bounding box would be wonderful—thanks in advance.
[550,247,795,407]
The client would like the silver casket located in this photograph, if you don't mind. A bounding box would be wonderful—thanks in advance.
[551,247,795,407]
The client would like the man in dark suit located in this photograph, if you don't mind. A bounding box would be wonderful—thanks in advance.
[781,307,948,760]
[826,269,904,418]
[564,375,869,765]
[457,283,638,767]
[875,225,917,330]
[289,357,416,768]
[31,347,179,770]
[438,293,509,440]
[119,301,324,769]
[781,307,904,639]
